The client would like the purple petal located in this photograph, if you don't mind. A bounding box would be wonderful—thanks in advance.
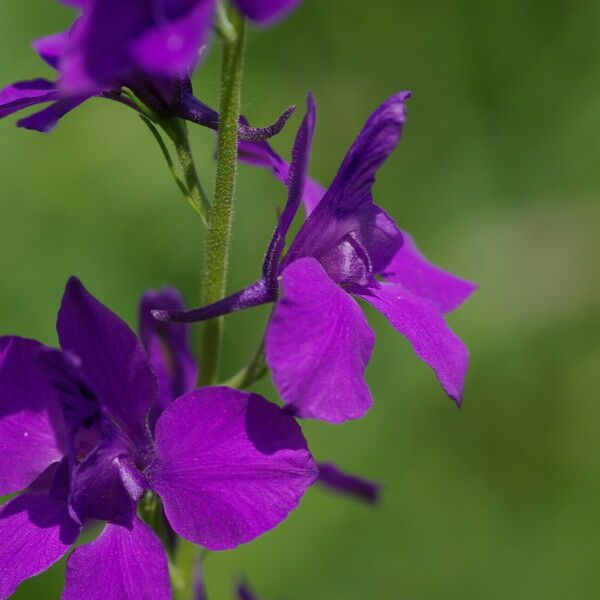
[59,0,152,92]
[354,283,469,405]
[152,278,274,324]
[132,1,216,74]
[139,288,198,415]
[265,258,375,423]
[0,79,59,120]
[0,492,79,598]
[57,277,158,446]
[325,92,410,213]
[262,93,316,285]
[285,93,411,285]
[62,518,171,600]
[234,0,301,25]
[381,230,477,314]
[17,95,92,132]
[150,387,317,550]
[317,462,380,505]
[0,337,66,495]
[32,31,69,69]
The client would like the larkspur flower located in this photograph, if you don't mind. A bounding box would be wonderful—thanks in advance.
[0,278,317,599]
[0,0,296,136]
[155,93,476,423]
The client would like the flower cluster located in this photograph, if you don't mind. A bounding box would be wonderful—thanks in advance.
[0,1,475,598]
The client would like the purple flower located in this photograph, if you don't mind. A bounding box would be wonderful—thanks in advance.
[0,2,294,136]
[0,278,317,598]
[156,93,476,423]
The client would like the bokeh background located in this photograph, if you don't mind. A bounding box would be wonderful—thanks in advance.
[1,1,599,598]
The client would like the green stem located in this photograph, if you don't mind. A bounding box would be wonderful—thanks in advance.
[199,9,246,385]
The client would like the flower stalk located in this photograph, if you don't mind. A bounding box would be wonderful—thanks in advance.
[199,7,247,385]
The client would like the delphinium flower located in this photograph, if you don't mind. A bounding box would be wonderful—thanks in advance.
[0,0,298,135]
[155,92,477,423]
[0,277,317,599]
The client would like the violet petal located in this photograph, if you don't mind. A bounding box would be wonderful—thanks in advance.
[132,0,216,75]
[17,95,93,132]
[265,258,374,423]
[57,277,158,446]
[62,518,171,600]
[32,31,69,69]
[381,230,477,314]
[0,492,79,598]
[150,387,317,550]
[354,282,469,405]
[0,337,66,495]
[0,79,58,120]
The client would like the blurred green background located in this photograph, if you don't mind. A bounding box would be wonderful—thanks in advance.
[1,0,599,598]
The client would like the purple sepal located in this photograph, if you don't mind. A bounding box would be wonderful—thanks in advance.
[57,277,158,446]
[32,32,69,69]
[62,518,171,600]
[131,0,217,76]
[0,492,80,598]
[317,462,380,505]
[0,336,66,495]
[149,387,317,550]
[265,258,374,423]
[0,79,59,119]
[381,231,478,314]
[17,94,92,132]
[354,282,469,405]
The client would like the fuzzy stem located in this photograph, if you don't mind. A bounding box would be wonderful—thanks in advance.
[198,10,246,385]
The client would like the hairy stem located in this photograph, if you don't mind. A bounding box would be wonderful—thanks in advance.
[199,9,246,385]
